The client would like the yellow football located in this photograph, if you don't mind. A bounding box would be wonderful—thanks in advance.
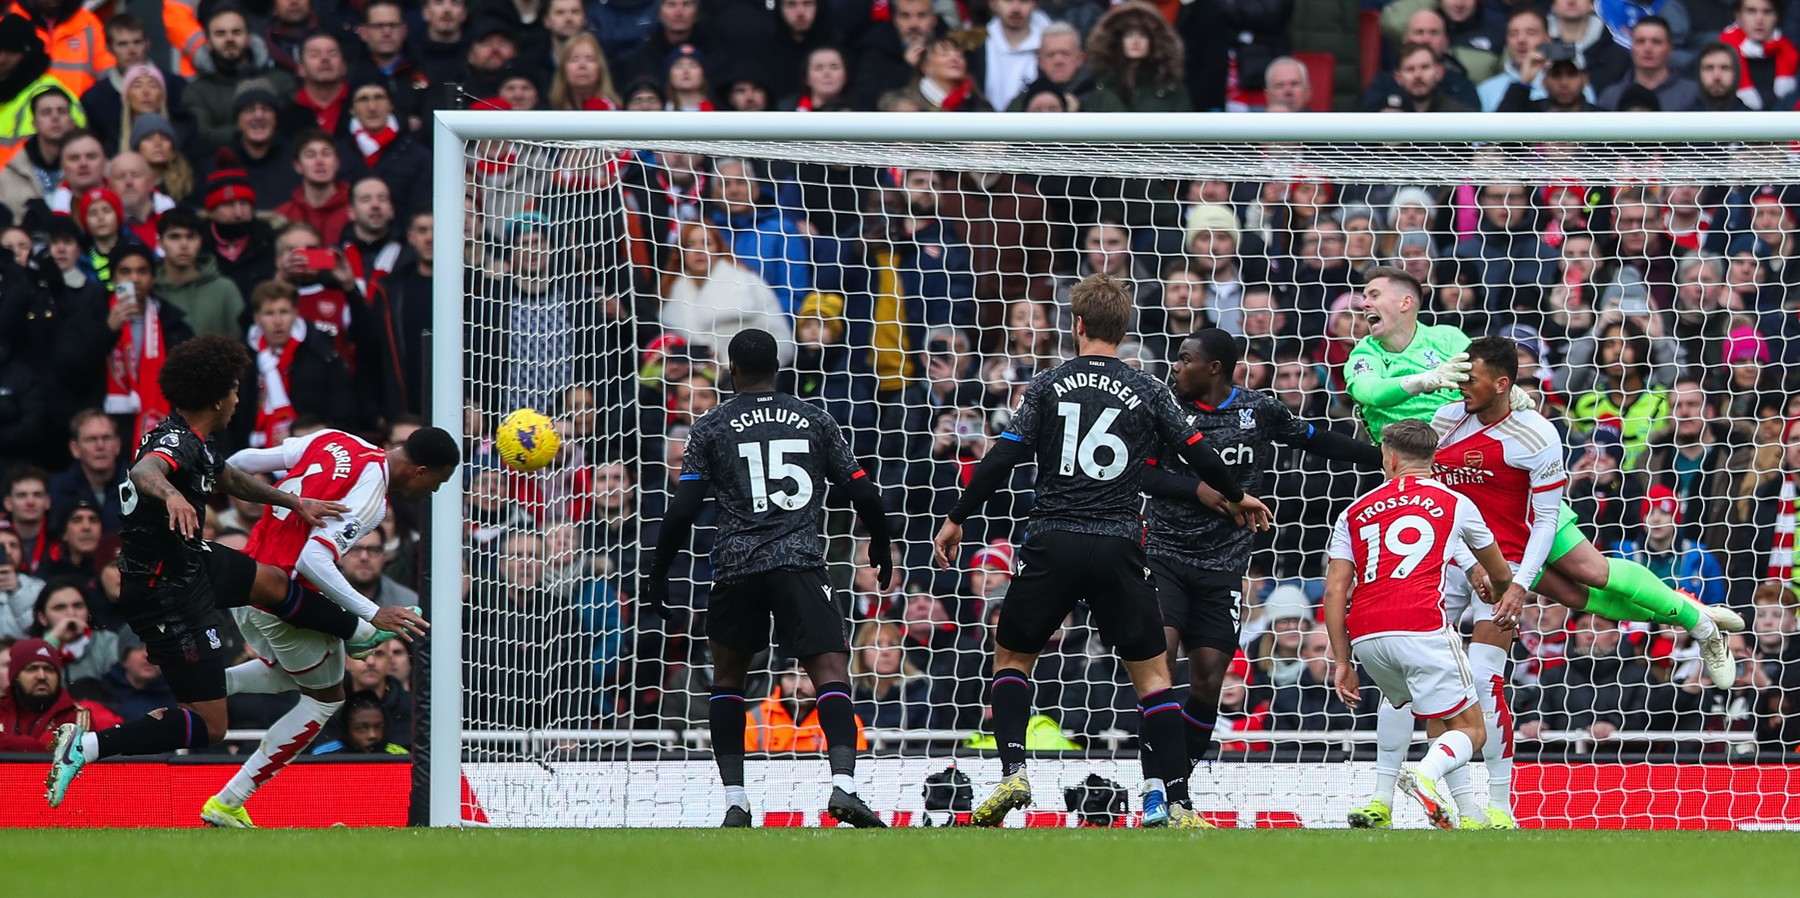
[495,408,559,472]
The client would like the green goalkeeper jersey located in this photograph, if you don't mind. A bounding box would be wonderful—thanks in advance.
[1344,324,1472,442]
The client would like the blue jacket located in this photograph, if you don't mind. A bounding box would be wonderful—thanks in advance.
[47,460,125,533]
[1612,537,1727,606]
[709,204,813,315]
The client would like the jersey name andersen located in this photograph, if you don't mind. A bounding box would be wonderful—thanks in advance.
[1052,372,1143,409]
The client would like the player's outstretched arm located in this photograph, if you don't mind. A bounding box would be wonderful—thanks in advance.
[1322,558,1360,707]
[130,454,198,539]
[643,477,710,616]
[226,443,294,475]
[936,437,1028,569]
[1292,429,1383,469]
[1345,352,1471,408]
[217,464,349,529]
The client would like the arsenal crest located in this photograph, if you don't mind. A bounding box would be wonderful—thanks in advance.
[1463,450,1485,469]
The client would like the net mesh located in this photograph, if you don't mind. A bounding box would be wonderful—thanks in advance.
[453,132,1800,828]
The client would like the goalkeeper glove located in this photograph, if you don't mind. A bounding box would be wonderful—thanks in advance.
[1399,352,1471,395]
[1509,384,1538,412]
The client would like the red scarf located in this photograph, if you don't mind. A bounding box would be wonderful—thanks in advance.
[939,79,975,111]
[102,296,167,445]
[295,84,348,133]
[350,114,400,165]
[253,331,302,448]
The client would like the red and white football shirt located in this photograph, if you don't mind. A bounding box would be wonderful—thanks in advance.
[1429,404,1566,564]
[1329,475,1496,643]
[244,429,389,584]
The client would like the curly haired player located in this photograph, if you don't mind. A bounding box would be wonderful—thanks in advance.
[46,334,403,808]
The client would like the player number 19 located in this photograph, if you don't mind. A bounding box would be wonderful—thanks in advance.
[737,440,813,513]
[1356,514,1436,584]
[1054,402,1127,481]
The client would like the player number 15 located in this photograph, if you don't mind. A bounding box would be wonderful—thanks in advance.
[738,440,813,513]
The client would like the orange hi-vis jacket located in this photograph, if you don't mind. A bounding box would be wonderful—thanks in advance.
[744,688,868,752]
[160,0,202,77]
[11,0,112,97]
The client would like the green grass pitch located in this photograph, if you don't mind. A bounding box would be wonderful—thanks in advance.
[7,829,1798,896]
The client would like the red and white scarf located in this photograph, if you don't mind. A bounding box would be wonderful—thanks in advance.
[343,239,403,295]
[1769,475,1796,583]
[350,114,401,165]
[251,321,306,448]
[102,297,167,445]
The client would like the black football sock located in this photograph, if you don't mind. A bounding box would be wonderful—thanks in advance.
[989,669,1032,778]
[813,681,858,786]
[1184,698,1219,770]
[709,689,747,803]
[94,707,211,759]
[268,580,361,640]
[1140,688,1188,803]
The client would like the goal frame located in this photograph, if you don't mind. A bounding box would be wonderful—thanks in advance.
[425,109,1800,827]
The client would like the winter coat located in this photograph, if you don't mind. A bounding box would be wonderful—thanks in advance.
[0,678,80,751]
[1081,75,1191,111]
[155,256,245,339]
[274,182,352,245]
[182,39,297,154]
[707,202,813,314]
[661,260,796,364]
[336,131,431,220]
[212,218,281,301]
[230,329,358,450]
[588,0,660,67]
[0,337,51,466]
[1290,0,1362,110]
[102,661,178,720]
[1178,0,1293,111]
[0,139,47,222]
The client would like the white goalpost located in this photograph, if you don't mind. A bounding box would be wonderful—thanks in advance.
[428,111,1800,829]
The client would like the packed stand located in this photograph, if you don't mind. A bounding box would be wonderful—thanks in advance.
[0,0,1798,762]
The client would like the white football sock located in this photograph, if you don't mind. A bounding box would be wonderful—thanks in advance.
[832,774,857,795]
[226,659,298,696]
[1373,701,1412,805]
[1445,765,1484,817]
[1467,642,1513,812]
[725,785,749,811]
[350,620,379,642]
[1691,614,1718,641]
[80,732,99,757]
[216,695,341,808]
[1415,729,1474,782]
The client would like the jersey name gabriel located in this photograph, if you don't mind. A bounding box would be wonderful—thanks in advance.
[683,391,866,581]
[245,430,390,585]
[1145,388,1311,573]
[1004,356,1200,541]
[118,412,223,587]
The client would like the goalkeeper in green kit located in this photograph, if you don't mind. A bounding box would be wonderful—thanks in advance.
[1341,267,1742,830]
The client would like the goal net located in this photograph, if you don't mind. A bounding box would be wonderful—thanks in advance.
[430,111,1800,829]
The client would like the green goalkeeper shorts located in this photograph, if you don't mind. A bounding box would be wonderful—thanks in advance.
[1532,502,1586,589]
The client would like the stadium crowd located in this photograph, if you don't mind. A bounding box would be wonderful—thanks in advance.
[3,0,1800,763]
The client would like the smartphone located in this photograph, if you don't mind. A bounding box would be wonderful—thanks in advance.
[114,279,136,302]
[297,248,338,270]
